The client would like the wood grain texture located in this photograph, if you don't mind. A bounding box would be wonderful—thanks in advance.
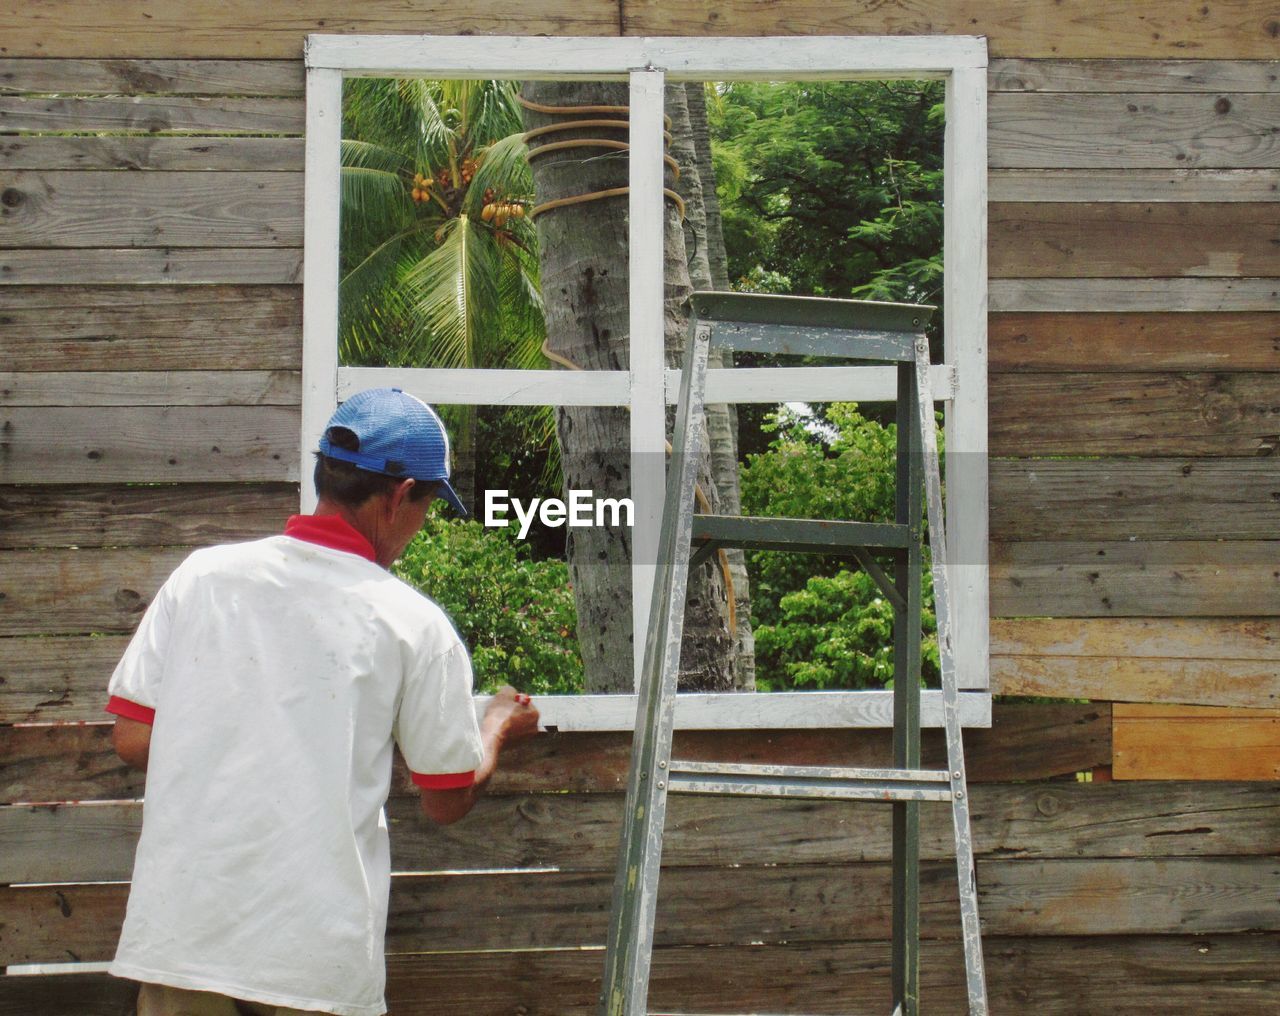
[0,172,303,249]
[0,248,303,284]
[0,58,305,95]
[5,781,1276,884]
[990,277,1280,312]
[1114,704,1280,779]
[619,2,1280,58]
[3,856,1276,963]
[992,617,1280,708]
[992,541,1280,618]
[0,547,188,636]
[0,135,304,171]
[0,483,296,549]
[989,312,1280,372]
[0,2,620,58]
[989,59,1280,93]
[0,370,299,406]
[4,936,1278,1016]
[990,203,1280,278]
[990,92,1280,168]
[0,406,299,483]
[0,285,302,370]
[0,705,1110,803]
[990,168,1280,202]
[989,459,1280,541]
[989,372,1280,456]
[0,95,302,133]
[0,635,130,723]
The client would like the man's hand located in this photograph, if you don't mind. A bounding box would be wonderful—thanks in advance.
[418,687,540,826]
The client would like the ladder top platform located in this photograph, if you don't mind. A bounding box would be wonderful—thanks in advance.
[691,290,934,334]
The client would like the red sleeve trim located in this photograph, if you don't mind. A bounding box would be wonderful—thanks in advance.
[106,696,156,725]
[411,770,476,790]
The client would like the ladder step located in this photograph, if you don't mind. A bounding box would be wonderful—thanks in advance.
[692,514,911,554]
[667,761,955,803]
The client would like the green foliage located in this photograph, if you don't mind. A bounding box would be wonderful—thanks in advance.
[709,80,944,308]
[393,517,583,695]
[740,403,940,689]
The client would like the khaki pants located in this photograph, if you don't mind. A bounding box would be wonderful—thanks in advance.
[137,982,330,1016]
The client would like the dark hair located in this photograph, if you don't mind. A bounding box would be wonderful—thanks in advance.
[314,427,439,507]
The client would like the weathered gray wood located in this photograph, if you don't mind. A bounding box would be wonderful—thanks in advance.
[990,277,1280,312]
[990,459,1280,541]
[0,248,303,285]
[0,370,299,407]
[990,372,1280,456]
[990,168,1280,202]
[990,202,1280,278]
[0,483,296,550]
[0,58,304,95]
[0,705,1110,803]
[993,617,1280,663]
[989,59,1280,93]
[4,857,1276,964]
[0,96,303,133]
[5,935,1277,1016]
[992,541,1280,618]
[0,547,189,636]
[0,172,303,248]
[6,782,1276,884]
[0,406,299,483]
[0,285,301,370]
[989,312,1280,372]
[0,135,304,171]
[990,92,1280,168]
[0,635,130,723]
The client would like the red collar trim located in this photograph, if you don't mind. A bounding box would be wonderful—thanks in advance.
[284,514,378,563]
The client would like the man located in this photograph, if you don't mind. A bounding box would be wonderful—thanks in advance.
[106,387,540,1015]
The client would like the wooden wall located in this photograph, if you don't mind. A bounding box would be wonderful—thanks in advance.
[2,2,1277,1012]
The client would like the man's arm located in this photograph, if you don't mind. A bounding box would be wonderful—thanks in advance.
[112,716,153,772]
[419,687,539,825]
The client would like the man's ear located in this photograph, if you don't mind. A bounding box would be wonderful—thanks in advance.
[389,477,417,513]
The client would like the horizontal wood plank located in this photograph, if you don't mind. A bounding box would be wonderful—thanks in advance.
[0,172,303,249]
[989,372,1280,456]
[0,58,305,95]
[4,935,1277,1016]
[620,2,1280,59]
[0,406,299,483]
[990,277,1280,312]
[989,459,1280,541]
[989,312,1280,372]
[0,285,301,370]
[0,704,1110,803]
[5,781,1277,884]
[989,59,1280,93]
[1114,703,1280,779]
[0,483,296,550]
[990,92,1280,168]
[0,547,189,637]
[992,541,1280,618]
[0,248,302,284]
[990,168,1280,202]
[0,95,303,133]
[990,202,1280,278]
[992,618,1280,707]
[0,370,299,407]
[0,636,130,723]
[4,856,1276,963]
[0,136,304,171]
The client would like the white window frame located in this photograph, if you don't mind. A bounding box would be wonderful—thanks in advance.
[302,35,990,730]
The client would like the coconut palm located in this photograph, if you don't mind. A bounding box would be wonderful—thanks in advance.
[339,78,548,504]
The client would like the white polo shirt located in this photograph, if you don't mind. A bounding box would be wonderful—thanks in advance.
[106,515,484,1016]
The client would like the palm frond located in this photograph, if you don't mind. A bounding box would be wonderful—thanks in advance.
[464,131,533,216]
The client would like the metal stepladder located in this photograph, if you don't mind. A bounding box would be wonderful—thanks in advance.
[601,292,988,1016]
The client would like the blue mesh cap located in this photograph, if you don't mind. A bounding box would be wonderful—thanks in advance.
[318,388,467,516]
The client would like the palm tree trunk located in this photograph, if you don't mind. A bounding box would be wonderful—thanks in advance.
[522,80,735,693]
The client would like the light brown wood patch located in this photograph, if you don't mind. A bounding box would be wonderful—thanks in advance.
[1114,703,1280,779]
